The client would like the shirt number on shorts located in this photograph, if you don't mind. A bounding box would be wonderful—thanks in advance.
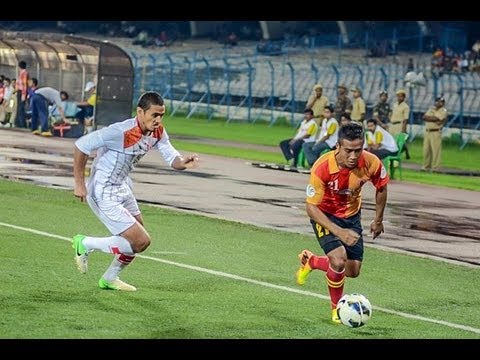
[316,223,330,238]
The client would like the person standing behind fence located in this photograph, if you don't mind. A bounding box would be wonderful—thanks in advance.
[306,84,329,125]
[372,90,391,130]
[389,89,410,159]
[333,84,352,121]
[16,61,29,128]
[389,89,409,135]
[350,87,366,125]
[422,96,448,171]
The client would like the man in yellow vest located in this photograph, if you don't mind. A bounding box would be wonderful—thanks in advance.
[422,96,448,171]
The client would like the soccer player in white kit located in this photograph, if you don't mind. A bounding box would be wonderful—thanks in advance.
[72,92,199,291]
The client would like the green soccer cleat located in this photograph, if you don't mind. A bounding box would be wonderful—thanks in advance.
[98,278,137,292]
[72,234,88,274]
[332,308,341,324]
[295,249,313,285]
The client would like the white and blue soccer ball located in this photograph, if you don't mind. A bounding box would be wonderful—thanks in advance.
[336,293,372,328]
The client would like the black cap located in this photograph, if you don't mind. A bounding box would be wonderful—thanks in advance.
[435,96,445,102]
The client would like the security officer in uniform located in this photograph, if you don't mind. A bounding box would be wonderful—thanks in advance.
[333,84,352,121]
[422,96,448,171]
[390,89,410,159]
[372,90,391,130]
[350,86,366,124]
[306,84,329,125]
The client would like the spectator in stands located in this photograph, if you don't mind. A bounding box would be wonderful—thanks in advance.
[407,58,415,73]
[16,60,29,128]
[30,84,66,137]
[390,89,410,159]
[306,84,329,125]
[372,90,392,130]
[279,108,318,167]
[225,32,239,46]
[365,119,398,160]
[302,105,338,167]
[350,86,366,124]
[133,30,153,47]
[333,84,352,121]
[422,96,448,172]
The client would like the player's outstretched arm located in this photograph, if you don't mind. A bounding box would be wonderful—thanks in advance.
[370,185,387,239]
[73,146,89,202]
[171,154,200,170]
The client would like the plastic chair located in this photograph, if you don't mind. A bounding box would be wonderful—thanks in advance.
[297,147,331,169]
[382,133,409,180]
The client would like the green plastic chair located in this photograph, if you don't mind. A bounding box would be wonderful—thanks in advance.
[382,133,409,180]
[297,147,331,169]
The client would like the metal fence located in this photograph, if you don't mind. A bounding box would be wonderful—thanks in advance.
[129,44,480,148]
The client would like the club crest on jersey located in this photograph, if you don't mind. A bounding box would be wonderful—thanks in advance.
[306,184,315,197]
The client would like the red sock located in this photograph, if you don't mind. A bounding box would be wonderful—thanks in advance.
[118,253,135,265]
[326,266,346,309]
[309,255,329,272]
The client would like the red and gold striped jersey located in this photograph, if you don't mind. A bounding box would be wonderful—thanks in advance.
[306,150,389,218]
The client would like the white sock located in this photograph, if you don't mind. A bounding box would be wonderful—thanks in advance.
[82,235,134,254]
[102,254,135,281]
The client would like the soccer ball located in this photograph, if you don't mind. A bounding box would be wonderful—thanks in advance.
[336,293,372,328]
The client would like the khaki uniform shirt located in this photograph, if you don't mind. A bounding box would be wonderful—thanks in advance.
[425,106,448,130]
[307,94,329,120]
[391,101,410,123]
[351,97,366,122]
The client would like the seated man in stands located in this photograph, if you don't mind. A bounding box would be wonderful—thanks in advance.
[365,119,398,159]
[279,108,317,167]
[302,105,339,167]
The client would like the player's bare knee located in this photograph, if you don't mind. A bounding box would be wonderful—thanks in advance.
[329,256,347,271]
[137,235,151,253]
[349,269,360,278]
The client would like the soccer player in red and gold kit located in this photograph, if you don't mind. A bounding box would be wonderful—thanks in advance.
[296,122,388,323]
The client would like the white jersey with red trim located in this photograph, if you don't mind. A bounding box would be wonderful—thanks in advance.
[75,117,180,199]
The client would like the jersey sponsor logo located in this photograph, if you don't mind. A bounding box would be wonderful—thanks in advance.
[306,184,315,198]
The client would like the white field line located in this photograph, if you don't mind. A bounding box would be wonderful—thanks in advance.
[1,221,479,336]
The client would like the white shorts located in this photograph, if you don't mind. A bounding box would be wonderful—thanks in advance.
[87,191,141,235]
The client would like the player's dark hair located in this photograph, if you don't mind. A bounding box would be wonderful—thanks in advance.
[18,60,27,69]
[324,104,334,113]
[366,119,376,125]
[137,91,164,111]
[303,108,314,116]
[338,122,364,142]
[31,77,38,87]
